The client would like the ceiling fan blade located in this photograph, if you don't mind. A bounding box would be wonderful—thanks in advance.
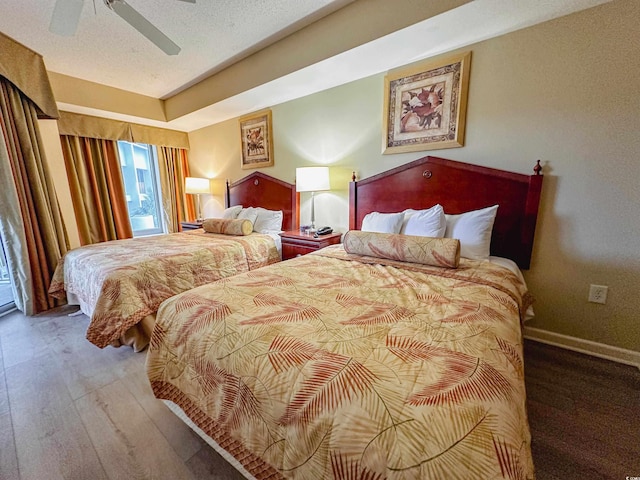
[176,0,196,3]
[107,0,181,55]
[50,0,84,36]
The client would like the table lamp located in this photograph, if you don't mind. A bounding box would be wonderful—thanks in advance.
[296,166,330,232]
[185,177,210,221]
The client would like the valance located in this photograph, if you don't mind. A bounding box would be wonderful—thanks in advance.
[0,32,59,119]
[57,111,190,149]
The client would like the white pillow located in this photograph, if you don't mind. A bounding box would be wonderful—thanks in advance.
[401,204,446,237]
[253,207,283,232]
[361,212,404,234]
[222,205,242,219]
[237,207,258,227]
[445,205,498,260]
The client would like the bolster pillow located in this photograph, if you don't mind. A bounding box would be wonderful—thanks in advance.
[202,218,253,236]
[343,230,460,268]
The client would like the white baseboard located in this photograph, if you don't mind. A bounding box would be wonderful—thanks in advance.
[0,305,17,318]
[523,326,640,370]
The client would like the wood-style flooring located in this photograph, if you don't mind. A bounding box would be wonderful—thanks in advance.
[524,339,640,479]
[0,306,244,480]
[1,305,638,479]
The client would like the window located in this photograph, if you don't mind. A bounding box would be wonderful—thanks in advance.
[117,141,165,236]
[0,240,14,311]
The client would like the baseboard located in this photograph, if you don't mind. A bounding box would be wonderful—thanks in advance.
[523,326,640,369]
[0,304,17,318]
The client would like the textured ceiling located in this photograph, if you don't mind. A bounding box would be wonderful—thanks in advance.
[1,0,611,131]
[0,0,353,98]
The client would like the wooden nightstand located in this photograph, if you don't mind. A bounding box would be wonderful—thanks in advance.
[280,230,342,260]
[181,221,203,231]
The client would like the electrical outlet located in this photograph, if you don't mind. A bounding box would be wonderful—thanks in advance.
[588,284,608,304]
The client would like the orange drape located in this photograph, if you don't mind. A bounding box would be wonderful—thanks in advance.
[60,135,133,245]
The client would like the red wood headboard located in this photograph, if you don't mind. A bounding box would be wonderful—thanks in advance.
[226,172,299,231]
[349,156,543,269]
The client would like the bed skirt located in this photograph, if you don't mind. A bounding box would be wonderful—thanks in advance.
[162,400,257,480]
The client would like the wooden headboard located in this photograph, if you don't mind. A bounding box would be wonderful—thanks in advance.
[349,156,543,269]
[226,172,299,231]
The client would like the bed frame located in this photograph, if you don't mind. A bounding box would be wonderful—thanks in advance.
[349,156,543,269]
[225,172,299,231]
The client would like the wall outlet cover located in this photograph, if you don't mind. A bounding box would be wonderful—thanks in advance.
[588,284,608,304]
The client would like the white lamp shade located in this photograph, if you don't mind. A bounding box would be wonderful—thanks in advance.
[185,177,211,194]
[296,167,330,192]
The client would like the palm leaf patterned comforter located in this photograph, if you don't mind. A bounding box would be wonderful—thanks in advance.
[147,245,535,479]
[49,231,279,348]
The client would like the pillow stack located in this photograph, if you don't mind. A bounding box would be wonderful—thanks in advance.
[219,205,284,233]
[360,204,498,260]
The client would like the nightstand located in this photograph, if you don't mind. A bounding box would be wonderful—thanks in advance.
[181,221,203,231]
[280,230,342,260]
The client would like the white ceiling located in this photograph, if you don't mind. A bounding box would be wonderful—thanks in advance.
[1,0,610,131]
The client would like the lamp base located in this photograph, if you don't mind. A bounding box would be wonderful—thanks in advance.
[309,192,317,233]
[195,194,202,222]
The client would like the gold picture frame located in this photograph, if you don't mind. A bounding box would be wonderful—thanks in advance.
[239,109,274,169]
[382,51,471,154]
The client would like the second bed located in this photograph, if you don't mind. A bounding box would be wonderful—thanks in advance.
[49,171,297,351]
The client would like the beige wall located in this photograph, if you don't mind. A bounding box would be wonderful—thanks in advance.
[188,0,640,353]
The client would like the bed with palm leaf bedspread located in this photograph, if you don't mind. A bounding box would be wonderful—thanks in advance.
[146,156,544,479]
[48,171,297,352]
[49,229,280,351]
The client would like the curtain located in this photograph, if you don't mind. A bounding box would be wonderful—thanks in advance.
[157,146,195,233]
[60,135,133,245]
[57,111,192,235]
[0,78,69,315]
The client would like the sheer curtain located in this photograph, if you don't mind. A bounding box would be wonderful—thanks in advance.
[0,78,69,315]
[157,146,195,233]
[60,135,133,245]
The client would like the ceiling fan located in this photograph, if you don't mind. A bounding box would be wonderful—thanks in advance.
[49,0,195,55]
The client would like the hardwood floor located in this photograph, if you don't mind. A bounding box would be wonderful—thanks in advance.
[0,306,243,480]
[524,340,640,479]
[1,306,638,479]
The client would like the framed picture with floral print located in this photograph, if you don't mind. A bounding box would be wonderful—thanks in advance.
[382,51,471,154]
[239,109,274,169]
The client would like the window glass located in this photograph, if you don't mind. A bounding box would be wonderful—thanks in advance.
[117,141,165,236]
[0,240,14,309]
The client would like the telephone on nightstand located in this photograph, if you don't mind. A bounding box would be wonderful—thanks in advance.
[314,226,333,236]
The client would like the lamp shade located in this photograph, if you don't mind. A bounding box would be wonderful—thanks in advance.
[185,177,211,194]
[296,167,330,192]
